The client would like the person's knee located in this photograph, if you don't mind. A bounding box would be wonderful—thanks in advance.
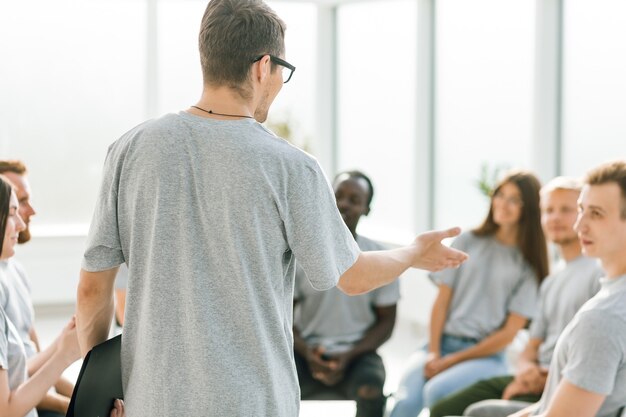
[423,379,449,407]
[355,385,387,417]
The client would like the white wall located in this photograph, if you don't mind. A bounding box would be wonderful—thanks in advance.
[397,269,438,327]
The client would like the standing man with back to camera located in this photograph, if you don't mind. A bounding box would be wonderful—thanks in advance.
[76,1,468,416]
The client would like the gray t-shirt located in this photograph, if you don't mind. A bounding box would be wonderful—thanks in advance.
[0,259,36,358]
[294,235,400,354]
[0,304,37,417]
[82,112,360,417]
[529,256,602,367]
[430,231,538,341]
[536,274,626,417]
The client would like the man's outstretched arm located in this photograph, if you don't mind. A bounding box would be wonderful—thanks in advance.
[76,267,119,356]
[337,227,467,295]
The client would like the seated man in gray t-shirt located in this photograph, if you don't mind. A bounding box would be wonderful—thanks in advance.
[507,161,626,417]
[294,171,400,417]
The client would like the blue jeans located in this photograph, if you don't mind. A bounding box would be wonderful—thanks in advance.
[389,335,508,417]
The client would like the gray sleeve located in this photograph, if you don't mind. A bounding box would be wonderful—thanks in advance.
[283,160,360,291]
[0,316,7,370]
[373,280,401,307]
[508,268,539,319]
[562,311,626,395]
[82,142,126,272]
[429,232,470,288]
[528,281,549,340]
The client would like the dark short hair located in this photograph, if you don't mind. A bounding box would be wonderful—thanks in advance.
[585,160,626,219]
[198,0,286,98]
[334,170,375,208]
[0,160,27,175]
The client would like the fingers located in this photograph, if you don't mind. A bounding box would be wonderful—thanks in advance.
[444,247,469,263]
[427,252,469,271]
[412,227,469,271]
[436,248,469,271]
[312,345,325,355]
[65,316,77,331]
[437,226,462,240]
[110,399,124,417]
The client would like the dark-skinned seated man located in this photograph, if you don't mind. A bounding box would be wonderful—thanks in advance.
[293,170,400,417]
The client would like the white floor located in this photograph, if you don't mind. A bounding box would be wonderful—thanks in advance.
[34,304,425,417]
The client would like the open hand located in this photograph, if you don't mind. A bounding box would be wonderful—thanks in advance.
[411,227,468,272]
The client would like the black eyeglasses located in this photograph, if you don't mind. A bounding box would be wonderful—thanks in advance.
[253,55,296,84]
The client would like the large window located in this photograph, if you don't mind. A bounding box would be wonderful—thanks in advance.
[0,0,146,231]
[0,0,316,235]
[562,0,626,177]
[434,0,535,230]
[337,0,418,241]
[157,1,207,115]
[268,2,318,151]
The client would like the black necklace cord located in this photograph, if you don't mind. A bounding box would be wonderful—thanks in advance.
[191,105,254,119]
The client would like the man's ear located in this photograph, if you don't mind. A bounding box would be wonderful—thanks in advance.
[364,206,371,216]
[253,54,272,83]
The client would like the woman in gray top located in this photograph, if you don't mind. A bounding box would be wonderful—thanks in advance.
[0,176,80,417]
[391,171,549,417]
